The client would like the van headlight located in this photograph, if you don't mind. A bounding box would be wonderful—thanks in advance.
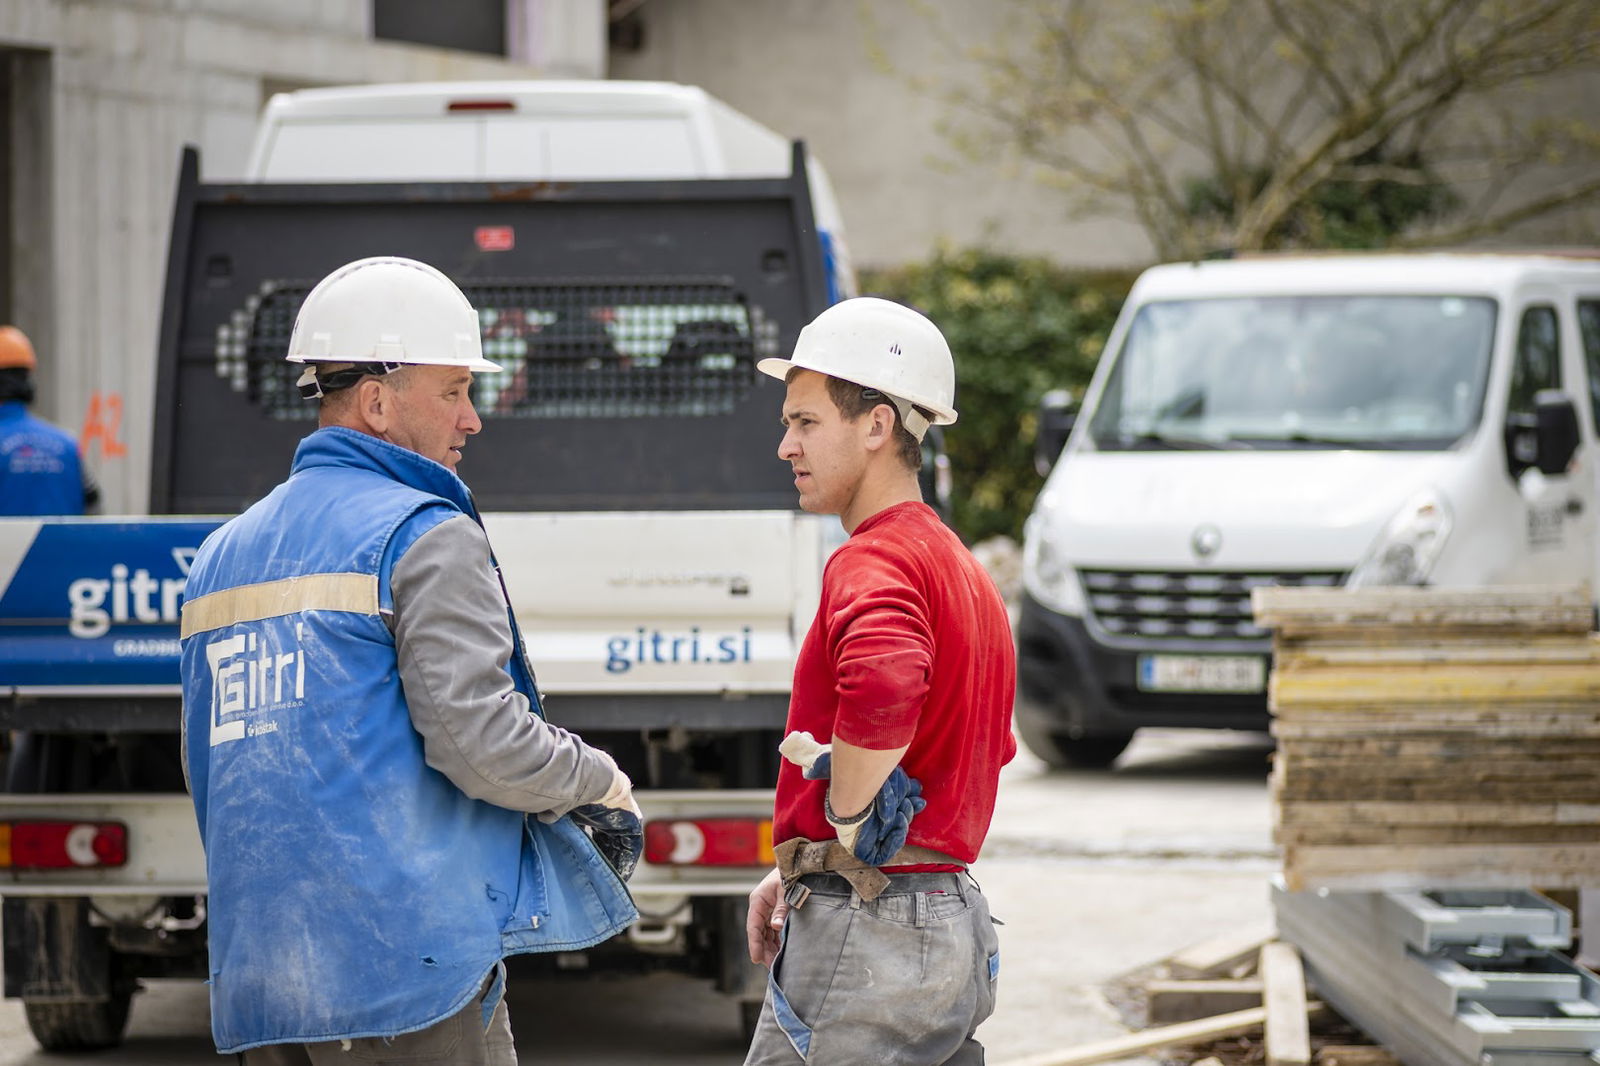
[1022,514,1085,614]
[1347,490,1452,587]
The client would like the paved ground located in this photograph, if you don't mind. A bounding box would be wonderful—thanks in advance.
[0,727,1278,1064]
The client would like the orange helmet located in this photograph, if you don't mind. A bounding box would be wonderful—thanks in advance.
[0,327,36,371]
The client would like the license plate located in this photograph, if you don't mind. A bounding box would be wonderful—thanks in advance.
[1137,654,1266,693]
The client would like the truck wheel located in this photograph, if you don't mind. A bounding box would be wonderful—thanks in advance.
[22,993,132,1051]
[1016,715,1132,769]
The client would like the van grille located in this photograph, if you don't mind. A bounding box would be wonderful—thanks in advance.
[1079,569,1344,641]
[216,277,777,421]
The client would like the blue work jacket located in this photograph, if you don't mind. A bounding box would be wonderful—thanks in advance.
[179,427,637,1053]
[0,401,84,515]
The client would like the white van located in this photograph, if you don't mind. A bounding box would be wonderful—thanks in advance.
[1019,253,1599,767]
[245,79,856,301]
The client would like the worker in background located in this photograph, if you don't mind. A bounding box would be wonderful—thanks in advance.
[178,256,641,1064]
[743,297,1017,1065]
[0,325,100,515]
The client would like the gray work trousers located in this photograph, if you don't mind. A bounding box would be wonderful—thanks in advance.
[238,966,514,1066]
[745,871,1000,1066]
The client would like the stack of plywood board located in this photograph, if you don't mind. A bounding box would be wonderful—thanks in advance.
[1250,584,1600,892]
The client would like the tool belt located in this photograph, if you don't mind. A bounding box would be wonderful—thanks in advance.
[774,837,964,906]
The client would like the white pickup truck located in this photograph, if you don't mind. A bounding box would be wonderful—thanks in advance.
[0,138,841,1049]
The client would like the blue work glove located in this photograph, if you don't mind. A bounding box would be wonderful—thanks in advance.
[570,803,643,882]
[779,731,928,866]
[569,766,643,882]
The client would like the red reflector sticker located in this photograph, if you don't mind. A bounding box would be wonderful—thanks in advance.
[644,818,773,866]
[475,226,515,252]
[9,822,127,869]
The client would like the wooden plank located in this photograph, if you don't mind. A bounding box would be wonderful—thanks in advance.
[1269,702,1600,723]
[1274,801,1600,828]
[1270,711,1600,737]
[1275,780,1600,804]
[1146,978,1262,1024]
[1275,754,1600,778]
[1261,942,1311,1066]
[1282,843,1600,891]
[997,1002,1323,1066]
[1167,919,1276,978]
[1271,623,1591,641]
[1275,635,1600,668]
[1273,775,1600,804]
[1274,823,1600,848]
[1251,584,1592,634]
[1270,661,1600,706]
[1274,735,1600,760]
[1315,1046,1400,1066]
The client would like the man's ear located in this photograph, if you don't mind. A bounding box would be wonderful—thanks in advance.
[861,403,896,453]
[354,378,390,435]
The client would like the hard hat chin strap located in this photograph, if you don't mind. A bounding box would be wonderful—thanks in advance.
[296,361,406,400]
[897,402,931,442]
[862,387,930,442]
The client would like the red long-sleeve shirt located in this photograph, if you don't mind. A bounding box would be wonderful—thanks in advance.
[772,501,1017,864]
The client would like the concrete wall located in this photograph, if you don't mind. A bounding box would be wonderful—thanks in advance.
[0,0,606,514]
[605,0,1158,275]
[607,0,1600,269]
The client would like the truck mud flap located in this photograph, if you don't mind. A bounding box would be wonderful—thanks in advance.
[2,898,111,1000]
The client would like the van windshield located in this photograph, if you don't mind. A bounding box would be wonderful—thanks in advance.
[1088,295,1496,451]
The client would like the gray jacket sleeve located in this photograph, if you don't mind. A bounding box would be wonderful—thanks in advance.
[388,513,616,818]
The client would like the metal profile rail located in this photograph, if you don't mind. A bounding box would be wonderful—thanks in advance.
[1273,881,1600,1066]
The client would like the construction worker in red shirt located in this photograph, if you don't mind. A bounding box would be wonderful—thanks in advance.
[743,297,1017,1065]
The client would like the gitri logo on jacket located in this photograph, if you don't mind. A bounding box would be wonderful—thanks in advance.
[206,623,306,746]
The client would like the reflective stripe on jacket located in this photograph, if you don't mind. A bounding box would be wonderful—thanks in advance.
[180,426,636,1053]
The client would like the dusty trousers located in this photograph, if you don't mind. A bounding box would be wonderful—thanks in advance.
[745,871,1000,1065]
[237,966,514,1066]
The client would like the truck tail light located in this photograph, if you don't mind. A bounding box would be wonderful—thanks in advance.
[447,99,515,112]
[0,821,128,869]
[644,818,773,867]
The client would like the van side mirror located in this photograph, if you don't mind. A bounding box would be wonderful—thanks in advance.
[1034,389,1078,477]
[1534,389,1580,476]
[1507,389,1581,480]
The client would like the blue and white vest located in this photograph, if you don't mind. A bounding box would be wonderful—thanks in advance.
[180,427,637,1053]
[0,401,84,515]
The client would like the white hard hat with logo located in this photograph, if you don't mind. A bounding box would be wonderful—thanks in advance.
[757,297,957,440]
[286,256,500,398]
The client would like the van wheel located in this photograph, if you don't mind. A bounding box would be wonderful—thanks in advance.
[1017,716,1132,769]
[23,994,132,1051]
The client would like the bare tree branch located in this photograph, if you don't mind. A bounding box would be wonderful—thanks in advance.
[906,0,1600,255]
[1395,174,1600,246]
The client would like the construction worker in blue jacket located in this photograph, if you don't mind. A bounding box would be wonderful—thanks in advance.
[179,257,641,1064]
[0,326,100,515]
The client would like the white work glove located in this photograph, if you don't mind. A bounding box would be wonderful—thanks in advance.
[778,730,869,852]
[596,765,643,820]
[778,730,829,773]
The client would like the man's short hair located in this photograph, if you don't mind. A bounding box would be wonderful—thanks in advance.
[823,375,922,471]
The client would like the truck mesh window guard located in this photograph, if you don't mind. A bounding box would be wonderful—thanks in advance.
[214,278,777,421]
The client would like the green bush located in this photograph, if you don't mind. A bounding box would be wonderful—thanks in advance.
[861,247,1135,543]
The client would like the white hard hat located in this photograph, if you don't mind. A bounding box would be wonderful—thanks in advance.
[757,297,957,439]
[287,256,499,396]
